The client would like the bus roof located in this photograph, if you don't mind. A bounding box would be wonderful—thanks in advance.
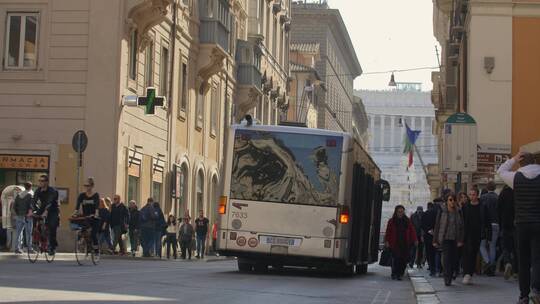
[231,124,350,138]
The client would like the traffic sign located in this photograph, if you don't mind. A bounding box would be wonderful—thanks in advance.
[442,113,477,173]
[72,130,88,153]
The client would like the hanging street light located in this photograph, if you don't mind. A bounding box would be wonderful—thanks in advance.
[388,72,397,87]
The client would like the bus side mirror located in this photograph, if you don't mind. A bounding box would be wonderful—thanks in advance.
[378,180,391,202]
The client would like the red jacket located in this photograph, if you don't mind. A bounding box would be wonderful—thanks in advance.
[385,217,417,251]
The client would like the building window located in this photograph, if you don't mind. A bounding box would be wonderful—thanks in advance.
[129,30,138,80]
[4,12,39,69]
[196,169,205,213]
[151,181,162,203]
[210,86,219,134]
[145,43,154,87]
[180,63,188,111]
[160,46,169,97]
[272,17,277,56]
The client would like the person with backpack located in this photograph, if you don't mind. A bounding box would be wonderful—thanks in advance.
[13,182,33,254]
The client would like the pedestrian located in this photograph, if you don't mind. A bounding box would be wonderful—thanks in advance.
[128,200,140,257]
[422,202,438,276]
[140,198,156,257]
[461,188,485,285]
[433,193,464,286]
[13,182,33,254]
[153,202,166,258]
[165,214,178,259]
[110,195,129,255]
[410,206,424,268]
[479,181,499,276]
[33,175,60,256]
[194,210,209,259]
[97,198,112,253]
[212,220,219,255]
[497,152,540,304]
[455,192,469,277]
[498,185,518,280]
[384,205,418,280]
[179,216,194,259]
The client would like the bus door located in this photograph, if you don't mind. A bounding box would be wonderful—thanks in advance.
[370,183,384,263]
[349,163,367,263]
[360,175,375,263]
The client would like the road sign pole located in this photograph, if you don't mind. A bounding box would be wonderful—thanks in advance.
[76,132,82,194]
[456,172,462,194]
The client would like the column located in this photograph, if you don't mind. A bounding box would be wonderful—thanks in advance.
[420,116,426,152]
[390,116,396,153]
[379,115,386,151]
[369,114,375,149]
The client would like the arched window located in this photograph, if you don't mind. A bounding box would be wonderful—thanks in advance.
[196,169,205,214]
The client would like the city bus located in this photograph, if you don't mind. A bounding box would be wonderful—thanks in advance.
[216,120,390,274]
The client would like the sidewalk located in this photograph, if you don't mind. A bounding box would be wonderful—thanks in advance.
[408,267,520,304]
[0,251,235,263]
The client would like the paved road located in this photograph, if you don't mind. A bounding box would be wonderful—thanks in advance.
[0,256,415,304]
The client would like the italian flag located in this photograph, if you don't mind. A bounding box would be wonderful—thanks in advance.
[403,123,421,168]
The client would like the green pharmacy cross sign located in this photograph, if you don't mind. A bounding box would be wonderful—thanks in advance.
[138,87,165,115]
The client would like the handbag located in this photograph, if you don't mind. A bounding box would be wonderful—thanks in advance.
[379,248,392,267]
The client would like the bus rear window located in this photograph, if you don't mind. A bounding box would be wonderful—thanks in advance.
[230,129,343,206]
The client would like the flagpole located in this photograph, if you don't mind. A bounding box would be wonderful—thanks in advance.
[413,143,429,179]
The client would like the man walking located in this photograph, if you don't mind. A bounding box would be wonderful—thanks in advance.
[128,200,140,256]
[179,216,194,259]
[110,195,129,255]
[421,202,438,276]
[461,188,484,285]
[498,152,540,304]
[499,185,518,280]
[479,181,499,276]
[13,182,33,254]
[410,206,424,268]
[139,198,156,257]
[194,210,209,259]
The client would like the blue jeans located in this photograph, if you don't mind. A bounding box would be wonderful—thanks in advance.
[154,231,163,257]
[480,223,500,265]
[141,227,154,257]
[196,235,206,257]
[15,216,32,251]
[99,229,112,250]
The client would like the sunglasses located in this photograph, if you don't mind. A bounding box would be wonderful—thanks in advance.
[448,198,455,202]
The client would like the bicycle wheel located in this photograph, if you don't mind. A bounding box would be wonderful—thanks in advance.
[27,237,40,264]
[45,250,56,263]
[91,243,100,265]
[75,231,89,266]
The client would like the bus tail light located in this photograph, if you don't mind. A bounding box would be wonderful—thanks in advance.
[237,236,247,247]
[218,196,228,214]
[339,206,350,224]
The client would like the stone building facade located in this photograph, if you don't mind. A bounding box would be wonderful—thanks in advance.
[0,0,289,250]
[290,0,361,132]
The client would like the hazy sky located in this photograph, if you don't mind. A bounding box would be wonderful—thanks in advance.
[326,0,440,91]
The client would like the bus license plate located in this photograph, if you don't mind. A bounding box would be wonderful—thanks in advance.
[260,236,301,247]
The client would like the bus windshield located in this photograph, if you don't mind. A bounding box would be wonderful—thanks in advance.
[230,129,343,206]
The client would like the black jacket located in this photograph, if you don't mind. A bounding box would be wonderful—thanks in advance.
[498,186,515,230]
[128,208,140,230]
[110,203,129,227]
[514,173,540,225]
[421,208,437,236]
[33,187,59,216]
[462,201,487,240]
[481,191,499,224]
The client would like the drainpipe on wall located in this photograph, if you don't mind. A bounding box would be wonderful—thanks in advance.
[166,0,178,215]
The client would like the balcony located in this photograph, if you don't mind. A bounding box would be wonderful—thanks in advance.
[200,20,230,52]
[237,64,262,88]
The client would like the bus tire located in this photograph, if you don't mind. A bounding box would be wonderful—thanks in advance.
[356,264,368,275]
[238,260,253,272]
[253,263,268,273]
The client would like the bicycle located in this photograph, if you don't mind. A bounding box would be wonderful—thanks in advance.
[70,216,100,266]
[27,214,55,263]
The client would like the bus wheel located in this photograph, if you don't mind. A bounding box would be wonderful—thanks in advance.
[338,265,355,276]
[253,263,268,273]
[356,264,368,275]
[238,260,253,273]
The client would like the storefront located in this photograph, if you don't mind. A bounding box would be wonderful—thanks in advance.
[0,154,50,192]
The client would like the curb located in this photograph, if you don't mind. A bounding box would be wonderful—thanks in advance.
[0,253,235,263]
[408,269,441,304]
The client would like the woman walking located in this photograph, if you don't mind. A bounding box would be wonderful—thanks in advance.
[97,198,112,254]
[128,200,140,256]
[434,193,465,286]
[385,205,418,280]
[165,215,178,259]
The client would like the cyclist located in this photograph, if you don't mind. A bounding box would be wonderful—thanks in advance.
[75,177,100,254]
[32,174,60,256]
